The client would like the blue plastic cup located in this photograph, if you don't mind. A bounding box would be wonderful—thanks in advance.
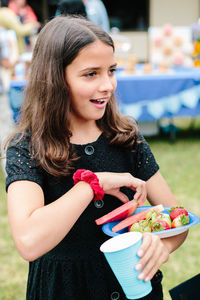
[100,232,152,299]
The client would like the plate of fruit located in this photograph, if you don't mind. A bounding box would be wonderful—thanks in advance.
[95,201,200,238]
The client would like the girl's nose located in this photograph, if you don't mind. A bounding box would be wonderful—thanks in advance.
[98,75,116,92]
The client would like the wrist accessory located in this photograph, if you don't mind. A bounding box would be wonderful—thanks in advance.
[73,169,104,201]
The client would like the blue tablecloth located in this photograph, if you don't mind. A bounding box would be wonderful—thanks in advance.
[116,68,200,122]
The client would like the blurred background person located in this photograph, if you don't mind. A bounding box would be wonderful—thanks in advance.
[0,26,17,173]
[55,0,86,17]
[8,0,38,24]
[0,0,40,53]
[83,0,110,32]
[8,0,40,49]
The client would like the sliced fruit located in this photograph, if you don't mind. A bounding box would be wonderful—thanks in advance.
[128,222,141,232]
[95,200,138,225]
[112,204,164,233]
[146,210,160,221]
[129,220,151,233]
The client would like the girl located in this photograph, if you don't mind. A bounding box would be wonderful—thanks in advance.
[5,16,187,300]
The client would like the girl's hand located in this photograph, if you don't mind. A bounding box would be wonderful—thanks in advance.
[95,172,146,206]
[135,232,170,282]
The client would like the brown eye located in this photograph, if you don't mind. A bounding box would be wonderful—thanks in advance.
[84,72,96,77]
[109,68,116,74]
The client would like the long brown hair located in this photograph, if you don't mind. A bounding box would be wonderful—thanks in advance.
[9,16,138,177]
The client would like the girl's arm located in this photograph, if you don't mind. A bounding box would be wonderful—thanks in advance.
[135,171,188,282]
[7,180,94,262]
[7,172,146,262]
[146,170,178,207]
[146,170,187,252]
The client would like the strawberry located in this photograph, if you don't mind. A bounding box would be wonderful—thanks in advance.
[169,207,189,221]
[156,213,172,227]
[171,214,190,228]
[151,220,171,232]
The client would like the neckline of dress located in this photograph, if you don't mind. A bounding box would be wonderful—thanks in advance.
[71,132,104,147]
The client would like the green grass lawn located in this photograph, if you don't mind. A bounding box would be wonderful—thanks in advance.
[147,135,200,300]
[0,167,28,300]
[0,124,200,299]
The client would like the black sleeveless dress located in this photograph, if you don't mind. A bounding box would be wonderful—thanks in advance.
[6,133,163,300]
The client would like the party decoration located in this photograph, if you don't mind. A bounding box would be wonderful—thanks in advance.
[149,25,194,68]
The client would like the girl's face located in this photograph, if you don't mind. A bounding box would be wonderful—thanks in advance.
[65,40,117,126]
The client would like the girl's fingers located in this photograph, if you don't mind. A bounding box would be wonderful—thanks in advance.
[140,265,159,282]
[136,233,169,281]
[134,191,146,206]
[138,244,161,281]
[96,172,147,204]
[137,232,155,259]
[140,247,169,282]
[110,190,129,203]
[132,179,147,202]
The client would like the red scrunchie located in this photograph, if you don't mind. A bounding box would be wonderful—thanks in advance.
[73,169,104,201]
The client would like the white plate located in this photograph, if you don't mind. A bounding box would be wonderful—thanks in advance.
[102,206,200,238]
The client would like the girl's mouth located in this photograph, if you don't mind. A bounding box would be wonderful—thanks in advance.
[90,98,108,108]
[90,99,106,104]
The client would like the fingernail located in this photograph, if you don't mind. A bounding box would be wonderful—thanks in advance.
[137,249,143,257]
[145,277,150,282]
[135,263,142,270]
[138,273,144,280]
